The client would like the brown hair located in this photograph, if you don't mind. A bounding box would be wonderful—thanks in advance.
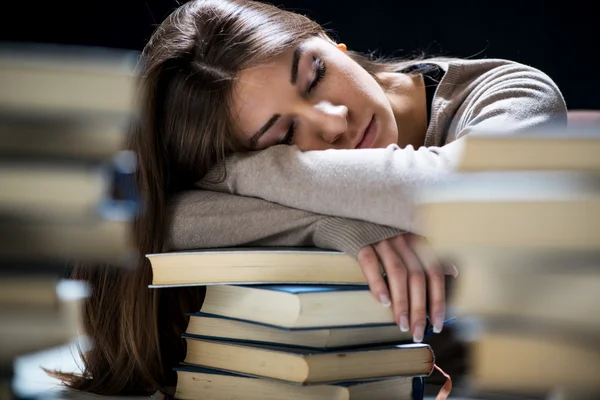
[54,0,443,396]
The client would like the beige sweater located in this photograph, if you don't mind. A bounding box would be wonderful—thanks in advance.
[167,58,567,256]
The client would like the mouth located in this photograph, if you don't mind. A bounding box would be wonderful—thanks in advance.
[355,115,377,149]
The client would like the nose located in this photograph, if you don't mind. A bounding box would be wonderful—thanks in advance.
[307,101,348,144]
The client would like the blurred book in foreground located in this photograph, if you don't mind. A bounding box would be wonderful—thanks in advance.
[457,126,600,172]
[0,42,138,161]
[418,125,600,399]
[0,279,88,366]
[0,41,141,399]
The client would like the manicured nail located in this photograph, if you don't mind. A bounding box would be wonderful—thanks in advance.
[400,314,410,332]
[433,314,444,334]
[451,264,459,278]
[379,293,391,307]
[413,323,425,343]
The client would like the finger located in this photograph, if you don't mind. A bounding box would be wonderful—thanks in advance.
[412,236,446,335]
[357,245,391,308]
[442,262,459,277]
[407,235,458,277]
[394,235,427,343]
[374,239,409,332]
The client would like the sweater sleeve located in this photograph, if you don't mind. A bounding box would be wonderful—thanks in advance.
[197,61,567,235]
[165,190,404,257]
[199,144,456,235]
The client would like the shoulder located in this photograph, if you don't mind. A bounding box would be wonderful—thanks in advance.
[427,58,567,143]
[441,58,563,97]
[433,57,566,113]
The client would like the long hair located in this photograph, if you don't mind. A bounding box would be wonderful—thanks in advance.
[54,0,446,395]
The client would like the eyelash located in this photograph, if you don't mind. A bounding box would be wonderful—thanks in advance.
[281,57,326,145]
[281,121,296,145]
[308,57,326,93]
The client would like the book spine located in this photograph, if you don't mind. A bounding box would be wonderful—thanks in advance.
[412,376,426,400]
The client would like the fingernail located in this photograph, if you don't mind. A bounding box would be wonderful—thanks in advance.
[452,264,459,278]
[400,314,410,332]
[413,323,425,343]
[433,314,444,334]
[379,293,391,308]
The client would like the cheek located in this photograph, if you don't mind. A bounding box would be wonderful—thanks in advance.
[332,61,383,102]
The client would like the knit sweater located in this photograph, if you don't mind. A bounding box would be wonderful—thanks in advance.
[167,58,567,256]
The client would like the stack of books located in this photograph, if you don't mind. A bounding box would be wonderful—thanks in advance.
[0,42,139,398]
[417,126,600,399]
[147,247,437,400]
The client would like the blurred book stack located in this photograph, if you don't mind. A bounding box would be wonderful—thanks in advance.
[147,248,439,400]
[0,42,140,399]
[417,126,600,400]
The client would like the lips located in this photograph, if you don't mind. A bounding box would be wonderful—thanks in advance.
[356,115,377,149]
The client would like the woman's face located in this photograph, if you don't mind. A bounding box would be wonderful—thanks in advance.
[230,36,399,151]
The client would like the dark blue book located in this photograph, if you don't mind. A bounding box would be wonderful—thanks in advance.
[174,365,425,399]
[198,284,398,329]
[184,312,415,351]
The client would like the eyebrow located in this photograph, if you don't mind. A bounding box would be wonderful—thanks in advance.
[249,46,304,149]
[290,46,304,84]
[250,113,281,149]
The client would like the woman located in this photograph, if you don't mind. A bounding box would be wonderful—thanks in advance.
[61,0,567,395]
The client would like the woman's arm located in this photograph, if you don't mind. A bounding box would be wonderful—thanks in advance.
[197,61,567,234]
[199,143,454,235]
[166,189,404,256]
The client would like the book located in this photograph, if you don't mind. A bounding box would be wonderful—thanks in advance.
[0,218,134,265]
[0,42,138,117]
[416,171,600,259]
[147,248,368,287]
[0,154,138,221]
[0,279,88,364]
[197,284,396,329]
[0,111,130,161]
[0,274,59,310]
[183,338,434,384]
[185,313,411,349]
[471,330,600,394]
[457,127,600,172]
[174,366,425,400]
[449,265,600,332]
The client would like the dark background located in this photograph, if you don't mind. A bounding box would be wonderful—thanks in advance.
[1,0,596,109]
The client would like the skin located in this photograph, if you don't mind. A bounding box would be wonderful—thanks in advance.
[230,36,457,342]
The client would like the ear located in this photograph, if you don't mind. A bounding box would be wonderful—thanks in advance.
[336,43,347,52]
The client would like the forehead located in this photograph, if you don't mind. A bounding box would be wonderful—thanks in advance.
[230,50,293,133]
[236,52,291,99]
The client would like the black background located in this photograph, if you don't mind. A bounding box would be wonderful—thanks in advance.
[1,0,596,109]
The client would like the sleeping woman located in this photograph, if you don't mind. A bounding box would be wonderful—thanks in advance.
[60,0,567,395]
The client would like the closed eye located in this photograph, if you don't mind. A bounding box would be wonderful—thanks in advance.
[307,57,326,93]
[280,121,296,145]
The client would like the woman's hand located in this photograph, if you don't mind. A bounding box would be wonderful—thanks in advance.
[357,233,458,342]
